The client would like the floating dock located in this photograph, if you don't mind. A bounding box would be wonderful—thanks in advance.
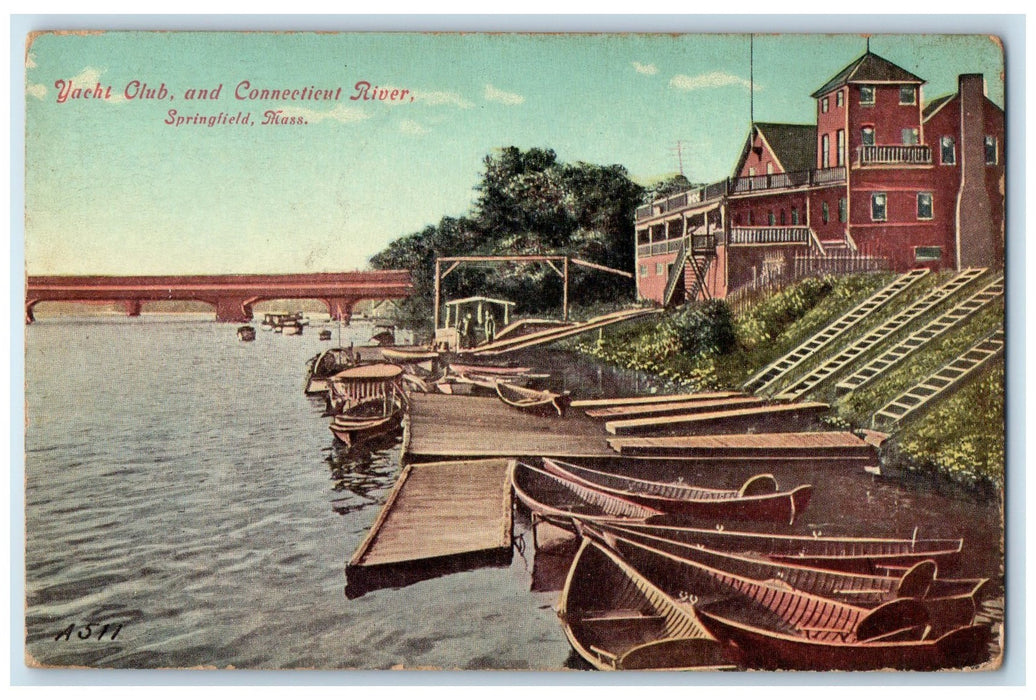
[603,401,830,436]
[607,431,878,467]
[404,394,617,461]
[346,458,515,597]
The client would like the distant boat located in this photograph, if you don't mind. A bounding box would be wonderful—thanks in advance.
[370,322,396,346]
[319,329,332,341]
[237,325,256,342]
[557,536,734,671]
[541,458,813,525]
[282,322,303,336]
[496,381,571,417]
[261,311,305,329]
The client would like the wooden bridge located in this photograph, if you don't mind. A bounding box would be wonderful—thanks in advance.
[25,271,412,323]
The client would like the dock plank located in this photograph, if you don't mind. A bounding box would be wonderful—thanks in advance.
[571,392,743,409]
[349,458,514,570]
[585,396,764,420]
[608,431,876,459]
[406,393,617,460]
[604,402,830,436]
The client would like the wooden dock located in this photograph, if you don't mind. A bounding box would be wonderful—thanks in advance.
[404,393,617,461]
[604,401,830,436]
[346,458,515,597]
[571,391,744,409]
[607,431,878,465]
[585,396,765,420]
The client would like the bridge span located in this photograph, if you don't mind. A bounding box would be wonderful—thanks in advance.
[25,271,412,323]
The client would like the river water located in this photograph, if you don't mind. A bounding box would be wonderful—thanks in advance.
[23,315,1004,671]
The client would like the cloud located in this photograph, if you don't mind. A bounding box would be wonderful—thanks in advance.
[277,104,370,124]
[669,71,754,91]
[26,83,47,100]
[632,61,658,75]
[411,90,474,109]
[484,84,525,106]
[399,119,428,135]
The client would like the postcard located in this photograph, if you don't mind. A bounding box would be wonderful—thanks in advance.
[22,30,1006,672]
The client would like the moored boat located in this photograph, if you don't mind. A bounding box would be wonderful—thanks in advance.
[329,395,405,447]
[327,363,404,415]
[304,347,356,395]
[381,346,439,364]
[237,325,256,341]
[541,458,812,525]
[496,381,571,417]
[557,537,735,671]
[319,329,332,341]
[584,525,991,671]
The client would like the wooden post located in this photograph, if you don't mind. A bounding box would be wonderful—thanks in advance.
[433,258,441,331]
[563,257,569,322]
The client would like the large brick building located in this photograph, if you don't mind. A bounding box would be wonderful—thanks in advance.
[635,51,1005,306]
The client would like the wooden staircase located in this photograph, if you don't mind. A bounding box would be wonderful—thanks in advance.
[661,240,690,308]
[743,268,930,394]
[836,275,1004,395]
[773,268,987,401]
[871,327,1004,430]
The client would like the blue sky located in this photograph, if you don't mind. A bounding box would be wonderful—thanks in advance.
[24,32,1004,275]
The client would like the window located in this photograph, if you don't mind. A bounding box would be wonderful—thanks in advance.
[822,202,829,224]
[915,247,942,262]
[836,90,844,108]
[746,210,753,225]
[780,210,786,226]
[821,134,830,168]
[766,162,773,175]
[860,85,875,104]
[792,209,799,225]
[748,167,756,177]
[899,85,916,104]
[839,197,847,223]
[940,136,956,165]
[862,126,875,146]
[639,264,647,277]
[837,129,845,166]
[901,128,920,145]
[655,263,665,276]
[768,211,776,226]
[917,192,933,220]
[985,136,998,165]
[821,97,829,113]
[871,193,887,221]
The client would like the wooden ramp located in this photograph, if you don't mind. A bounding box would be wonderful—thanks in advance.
[836,275,1004,395]
[345,458,515,597]
[405,393,617,460]
[572,391,744,410]
[871,327,1004,431]
[774,268,987,401]
[608,431,878,467]
[604,401,829,436]
[583,396,760,419]
[743,269,930,393]
[465,307,662,356]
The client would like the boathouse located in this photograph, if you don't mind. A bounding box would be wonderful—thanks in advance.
[635,51,1005,306]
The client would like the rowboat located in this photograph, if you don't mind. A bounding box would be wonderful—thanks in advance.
[511,462,664,532]
[329,393,406,447]
[557,537,735,671]
[608,522,964,574]
[496,381,571,417]
[593,523,988,630]
[304,347,356,394]
[449,362,532,376]
[281,322,303,336]
[319,329,333,341]
[541,458,813,525]
[587,526,991,671]
[236,325,256,341]
[381,346,440,364]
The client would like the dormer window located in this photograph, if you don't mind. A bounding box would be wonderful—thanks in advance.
[821,97,829,113]
[899,85,916,104]
[860,85,875,105]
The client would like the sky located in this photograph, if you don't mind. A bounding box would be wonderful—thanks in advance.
[23,32,1005,275]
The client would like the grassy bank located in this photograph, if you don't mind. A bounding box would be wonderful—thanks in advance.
[571,273,1004,491]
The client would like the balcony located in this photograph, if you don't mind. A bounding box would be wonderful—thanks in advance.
[728,226,810,246]
[637,234,717,258]
[857,144,932,166]
[635,183,728,221]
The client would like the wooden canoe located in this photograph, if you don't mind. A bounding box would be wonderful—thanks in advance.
[380,346,440,363]
[589,526,991,671]
[595,524,988,631]
[496,381,571,417]
[541,458,812,525]
[557,537,734,671]
[450,362,533,376]
[511,462,663,530]
[605,522,965,574]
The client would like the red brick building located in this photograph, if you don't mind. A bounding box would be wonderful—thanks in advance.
[635,51,1005,306]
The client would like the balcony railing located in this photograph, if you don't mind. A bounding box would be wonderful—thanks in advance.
[729,226,810,246]
[857,144,932,166]
[637,233,718,258]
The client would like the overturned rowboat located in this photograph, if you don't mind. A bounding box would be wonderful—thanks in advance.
[541,458,812,525]
[496,381,571,417]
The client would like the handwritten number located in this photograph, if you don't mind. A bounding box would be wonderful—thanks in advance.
[55,622,125,641]
[109,623,122,640]
[55,624,74,642]
[77,623,93,640]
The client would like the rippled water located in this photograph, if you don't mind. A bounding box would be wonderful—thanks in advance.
[24,315,1004,670]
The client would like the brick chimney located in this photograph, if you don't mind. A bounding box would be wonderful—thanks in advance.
[955,73,997,269]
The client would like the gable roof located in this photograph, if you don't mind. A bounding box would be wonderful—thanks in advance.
[733,122,817,176]
[922,94,955,120]
[812,51,925,98]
